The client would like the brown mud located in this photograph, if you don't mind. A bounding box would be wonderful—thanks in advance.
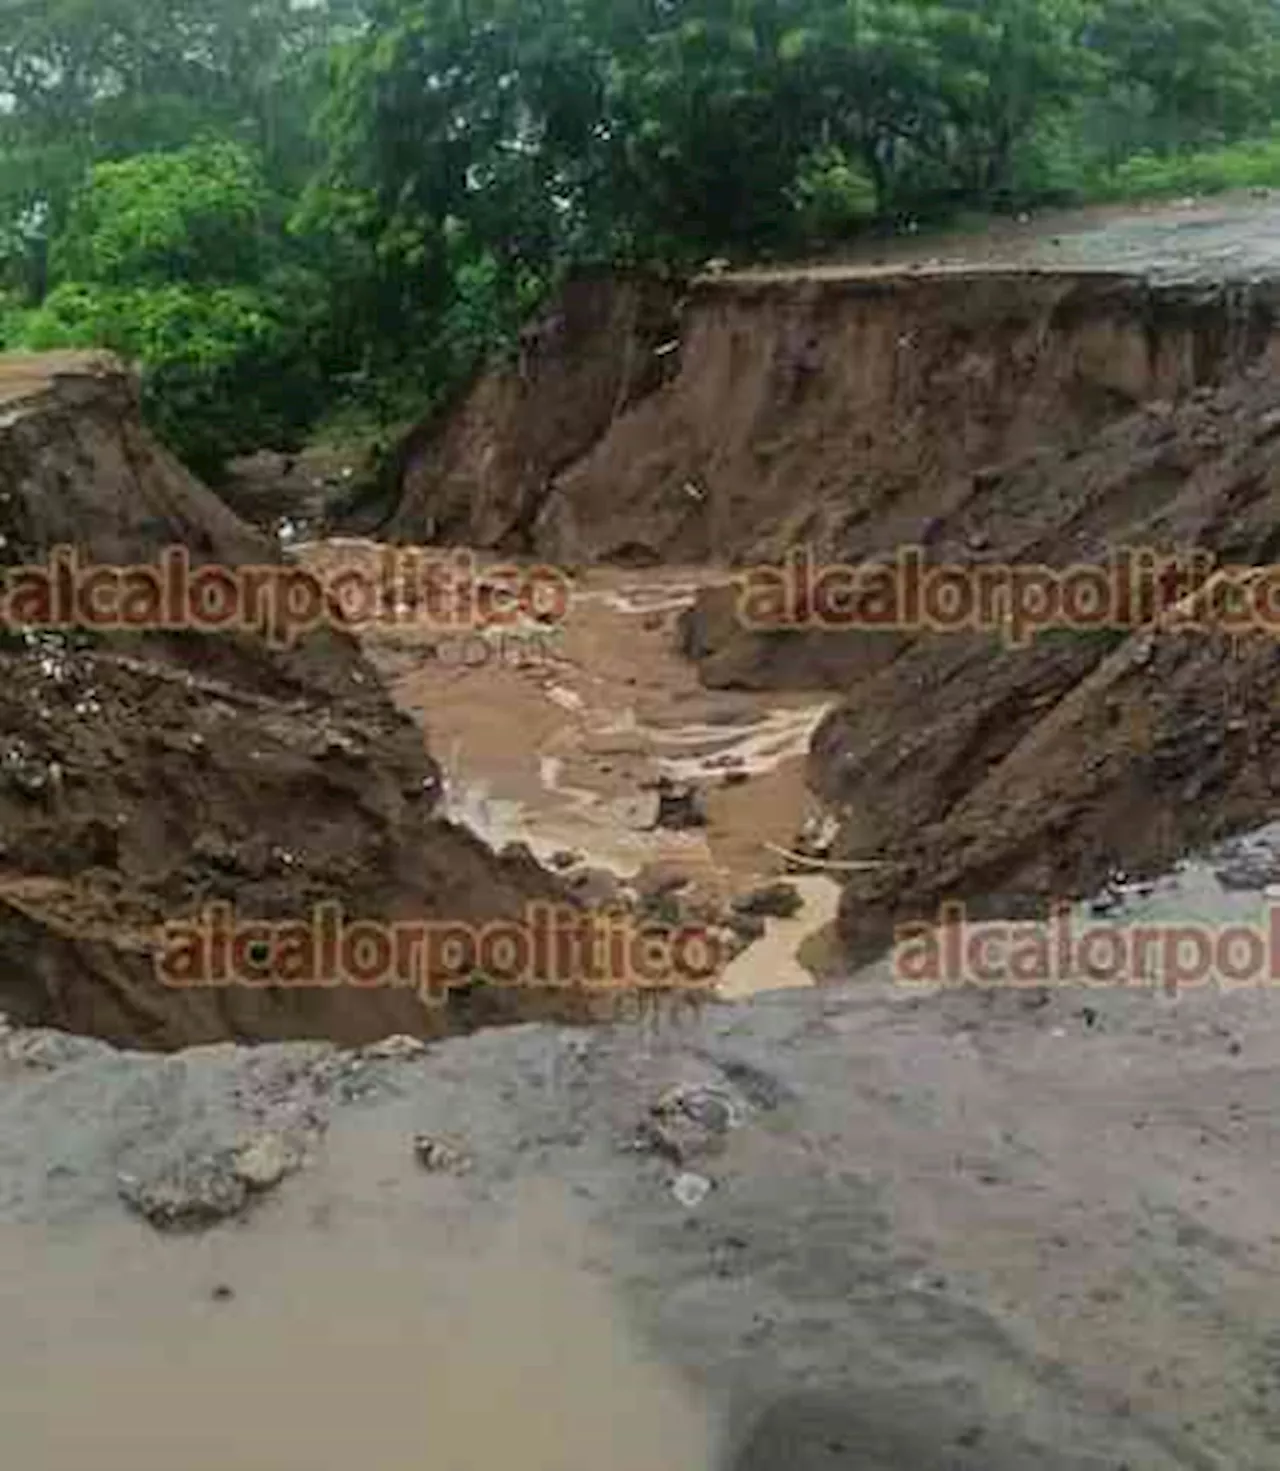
[0,355,570,1049]
[382,247,1280,980]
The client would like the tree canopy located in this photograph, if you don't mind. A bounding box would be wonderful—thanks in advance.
[3,0,1280,473]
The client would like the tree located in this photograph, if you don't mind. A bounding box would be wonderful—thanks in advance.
[19,140,326,475]
[0,0,350,296]
[1090,0,1280,156]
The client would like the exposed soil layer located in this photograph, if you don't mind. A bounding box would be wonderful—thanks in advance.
[814,370,1280,964]
[389,268,1280,573]
[389,260,1280,975]
[385,271,683,553]
[0,354,564,1050]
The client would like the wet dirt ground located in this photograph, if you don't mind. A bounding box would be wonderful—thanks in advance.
[297,542,844,995]
[732,190,1280,283]
[7,904,1280,1469]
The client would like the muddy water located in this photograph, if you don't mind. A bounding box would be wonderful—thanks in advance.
[0,1183,717,1470]
[303,547,842,998]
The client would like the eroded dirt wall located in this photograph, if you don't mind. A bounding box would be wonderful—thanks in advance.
[0,354,561,1050]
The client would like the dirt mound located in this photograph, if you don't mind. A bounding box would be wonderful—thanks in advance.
[805,372,1280,963]
[386,271,683,552]
[0,353,567,1050]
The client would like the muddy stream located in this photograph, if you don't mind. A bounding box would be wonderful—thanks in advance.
[298,544,841,998]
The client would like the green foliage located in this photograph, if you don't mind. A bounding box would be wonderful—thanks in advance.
[1090,134,1280,200]
[6,0,1280,477]
[790,147,879,243]
[52,142,269,288]
[12,142,325,475]
[1089,0,1280,155]
[18,278,324,477]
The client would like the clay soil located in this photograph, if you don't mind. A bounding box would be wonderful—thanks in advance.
[381,247,1280,983]
[0,356,573,1049]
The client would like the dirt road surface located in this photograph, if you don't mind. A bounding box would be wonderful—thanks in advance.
[4,855,1280,1470]
[733,191,1280,283]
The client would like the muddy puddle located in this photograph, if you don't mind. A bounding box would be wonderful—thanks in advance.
[298,546,841,998]
[0,1168,718,1471]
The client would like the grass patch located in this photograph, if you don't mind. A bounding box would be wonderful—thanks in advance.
[1088,133,1280,202]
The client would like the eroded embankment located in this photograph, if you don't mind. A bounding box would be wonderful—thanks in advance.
[815,371,1280,965]
[385,268,1280,976]
[0,353,569,1050]
[385,271,684,553]
[388,267,1280,571]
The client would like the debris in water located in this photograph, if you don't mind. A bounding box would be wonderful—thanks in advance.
[733,883,805,921]
[649,776,708,831]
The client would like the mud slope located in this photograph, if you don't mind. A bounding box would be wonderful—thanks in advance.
[386,271,682,553]
[0,353,560,1051]
[812,370,1280,964]
[389,267,1280,569]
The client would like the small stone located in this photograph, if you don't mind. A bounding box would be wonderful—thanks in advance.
[363,1034,428,1062]
[119,1159,250,1232]
[567,867,626,909]
[413,1135,471,1175]
[211,1284,235,1303]
[671,1172,713,1209]
[794,814,839,859]
[728,912,767,945]
[733,882,804,920]
[651,778,708,831]
[232,1132,296,1191]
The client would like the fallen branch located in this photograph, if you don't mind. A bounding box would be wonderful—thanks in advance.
[763,842,898,872]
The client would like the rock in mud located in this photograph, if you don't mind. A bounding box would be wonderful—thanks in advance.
[566,867,629,910]
[670,1171,714,1208]
[640,1081,747,1165]
[412,1135,472,1175]
[733,883,805,920]
[231,1131,300,1191]
[726,913,768,949]
[118,1128,307,1231]
[650,777,709,831]
[118,1160,250,1232]
[361,1035,430,1063]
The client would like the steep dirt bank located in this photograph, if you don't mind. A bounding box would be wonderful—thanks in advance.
[814,369,1280,964]
[388,267,1280,572]
[0,353,564,1050]
[382,261,1280,981]
[385,271,683,553]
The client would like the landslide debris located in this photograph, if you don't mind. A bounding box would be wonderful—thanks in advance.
[810,370,1280,963]
[382,265,1280,975]
[0,352,567,1050]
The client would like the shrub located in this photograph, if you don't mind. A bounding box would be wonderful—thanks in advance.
[789,146,878,245]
